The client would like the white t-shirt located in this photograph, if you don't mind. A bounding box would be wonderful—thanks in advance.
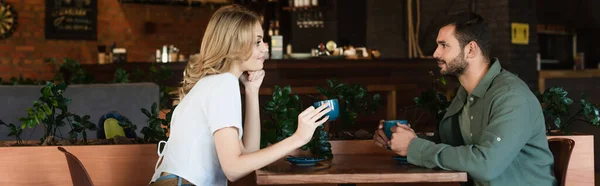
[150,73,243,186]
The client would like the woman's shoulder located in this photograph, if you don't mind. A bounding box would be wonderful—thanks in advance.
[195,73,239,92]
[202,72,238,83]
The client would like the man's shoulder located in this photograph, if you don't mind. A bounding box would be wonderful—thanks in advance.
[484,69,538,104]
[489,70,531,94]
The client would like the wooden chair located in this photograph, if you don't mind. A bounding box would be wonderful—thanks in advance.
[58,146,95,186]
[548,138,575,186]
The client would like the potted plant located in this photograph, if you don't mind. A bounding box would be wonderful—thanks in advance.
[413,72,453,119]
[140,102,176,143]
[261,85,332,159]
[46,58,94,84]
[535,86,598,186]
[113,68,130,83]
[0,119,23,145]
[0,58,178,185]
[15,82,97,145]
[410,71,457,132]
[536,86,600,135]
[260,78,384,159]
[315,78,382,139]
[0,81,167,185]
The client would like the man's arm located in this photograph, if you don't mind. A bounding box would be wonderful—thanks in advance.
[407,91,532,181]
[417,131,440,143]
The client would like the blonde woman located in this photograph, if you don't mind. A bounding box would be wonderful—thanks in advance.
[149,5,331,186]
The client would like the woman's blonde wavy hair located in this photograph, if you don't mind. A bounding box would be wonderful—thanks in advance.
[176,4,261,102]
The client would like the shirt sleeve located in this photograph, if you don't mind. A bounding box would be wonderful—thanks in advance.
[417,131,441,143]
[407,90,533,181]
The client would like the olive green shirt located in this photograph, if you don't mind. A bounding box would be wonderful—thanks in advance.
[459,100,473,145]
[407,58,557,186]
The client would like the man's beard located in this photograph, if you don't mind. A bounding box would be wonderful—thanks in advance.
[440,52,468,76]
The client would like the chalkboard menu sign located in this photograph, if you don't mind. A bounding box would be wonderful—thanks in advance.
[45,0,97,40]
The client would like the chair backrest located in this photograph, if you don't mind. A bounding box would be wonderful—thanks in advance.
[57,147,95,186]
[548,138,575,186]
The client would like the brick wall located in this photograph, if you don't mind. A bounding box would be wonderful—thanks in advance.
[1,0,542,88]
[366,0,511,64]
[366,0,406,59]
[509,0,538,89]
[0,0,214,80]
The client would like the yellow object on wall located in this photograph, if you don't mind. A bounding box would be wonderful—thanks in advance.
[511,23,529,45]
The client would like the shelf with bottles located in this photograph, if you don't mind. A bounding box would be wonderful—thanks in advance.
[282,6,326,12]
[117,0,226,7]
[295,11,324,28]
[155,45,186,63]
[283,0,326,12]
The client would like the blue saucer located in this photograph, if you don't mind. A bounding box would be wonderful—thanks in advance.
[285,156,324,166]
[393,155,409,165]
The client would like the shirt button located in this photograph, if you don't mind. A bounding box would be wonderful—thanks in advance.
[469,97,474,101]
[470,116,473,120]
[496,137,501,141]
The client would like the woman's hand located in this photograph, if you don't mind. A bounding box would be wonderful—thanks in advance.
[240,70,265,92]
[293,104,331,144]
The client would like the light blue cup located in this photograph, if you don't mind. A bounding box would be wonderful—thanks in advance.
[313,99,339,121]
[383,120,408,139]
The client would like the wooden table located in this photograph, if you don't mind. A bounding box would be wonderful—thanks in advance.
[256,154,467,185]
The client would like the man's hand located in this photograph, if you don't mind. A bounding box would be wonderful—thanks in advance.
[389,124,417,156]
[373,120,389,149]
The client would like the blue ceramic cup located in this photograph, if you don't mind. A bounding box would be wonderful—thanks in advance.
[313,99,339,121]
[383,120,408,139]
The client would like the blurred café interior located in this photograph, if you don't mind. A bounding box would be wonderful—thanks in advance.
[0,0,599,185]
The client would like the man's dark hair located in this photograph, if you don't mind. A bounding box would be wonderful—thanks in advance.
[441,12,491,59]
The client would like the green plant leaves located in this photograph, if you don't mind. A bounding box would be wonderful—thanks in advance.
[581,95,600,126]
[140,102,173,143]
[151,102,158,116]
[113,68,130,83]
[262,80,381,159]
[311,125,332,159]
[142,108,152,118]
[261,85,303,150]
[13,82,99,144]
[316,79,382,127]
[537,86,600,133]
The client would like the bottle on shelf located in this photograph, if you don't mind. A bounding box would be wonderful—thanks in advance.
[156,49,161,63]
[161,45,169,63]
[268,20,274,36]
[274,20,279,36]
[169,45,179,63]
[286,43,292,55]
[98,45,106,64]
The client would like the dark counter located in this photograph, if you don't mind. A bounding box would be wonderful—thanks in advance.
[82,58,447,132]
